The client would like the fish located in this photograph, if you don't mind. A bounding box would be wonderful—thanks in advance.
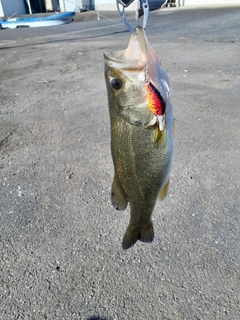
[104,26,174,250]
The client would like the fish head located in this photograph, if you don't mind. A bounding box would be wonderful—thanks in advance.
[104,26,172,130]
[104,35,147,117]
[104,64,146,111]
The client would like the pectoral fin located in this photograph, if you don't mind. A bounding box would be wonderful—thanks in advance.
[111,175,128,210]
[154,126,162,143]
[158,178,170,200]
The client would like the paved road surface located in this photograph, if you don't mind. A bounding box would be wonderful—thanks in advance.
[0,5,240,320]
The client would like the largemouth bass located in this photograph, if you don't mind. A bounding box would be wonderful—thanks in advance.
[104,26,174,250]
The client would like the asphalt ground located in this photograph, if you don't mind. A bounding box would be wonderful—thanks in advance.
[0,5,240,320]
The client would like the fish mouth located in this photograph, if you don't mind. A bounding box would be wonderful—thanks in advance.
[104,26,148,70]
[104,26,169,92]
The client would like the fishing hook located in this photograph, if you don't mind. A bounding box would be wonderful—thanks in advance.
[116,0,149,34]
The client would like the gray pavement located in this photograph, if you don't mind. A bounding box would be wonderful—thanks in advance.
[0,5,240,320]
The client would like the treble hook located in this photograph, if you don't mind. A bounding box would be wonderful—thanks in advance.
[116,0,149,34]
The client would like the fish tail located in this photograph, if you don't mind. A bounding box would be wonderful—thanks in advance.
[122,221,154,250]
[139,221,154,243]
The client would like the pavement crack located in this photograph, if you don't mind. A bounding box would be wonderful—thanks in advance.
[0,130,14,149]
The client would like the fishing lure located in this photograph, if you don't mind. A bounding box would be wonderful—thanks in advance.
[146,82,165,116]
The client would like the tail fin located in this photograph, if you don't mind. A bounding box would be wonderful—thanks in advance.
[122,221,154,250]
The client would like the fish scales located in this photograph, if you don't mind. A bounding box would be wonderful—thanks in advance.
[104,26,174,249]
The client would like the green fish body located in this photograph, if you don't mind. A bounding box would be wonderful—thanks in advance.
[104,26,174,250]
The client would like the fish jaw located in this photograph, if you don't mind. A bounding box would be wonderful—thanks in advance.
[135,26,172,132]
[134,26,171,99]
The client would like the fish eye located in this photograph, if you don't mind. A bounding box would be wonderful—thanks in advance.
[111,78,122,90]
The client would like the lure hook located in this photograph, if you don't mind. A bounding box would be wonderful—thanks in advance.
[116,0,149,34]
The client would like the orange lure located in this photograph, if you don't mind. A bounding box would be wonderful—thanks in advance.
[146,82,165,116]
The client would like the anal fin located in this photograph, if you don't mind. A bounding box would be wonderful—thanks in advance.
[111,175,128,210]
